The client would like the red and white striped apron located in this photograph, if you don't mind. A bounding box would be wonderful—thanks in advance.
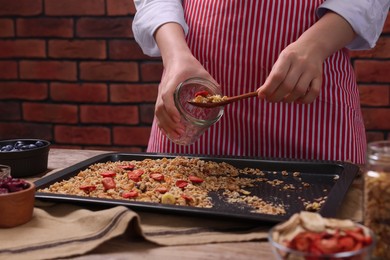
[147,0,366,164]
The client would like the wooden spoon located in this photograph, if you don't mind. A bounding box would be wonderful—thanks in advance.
[187,91,258,108]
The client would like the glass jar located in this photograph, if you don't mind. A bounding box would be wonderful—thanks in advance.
[169,77,224,145]
[0,164,11,179]
[364,140,390,259]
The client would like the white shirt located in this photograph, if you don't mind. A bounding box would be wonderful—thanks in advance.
[132,0,390,57]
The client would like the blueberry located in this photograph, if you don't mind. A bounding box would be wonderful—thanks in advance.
[3,145,13,151]
[21,145,30,150]
[28,144,37,149]
[14,141,24,149]
[35,140,45,147]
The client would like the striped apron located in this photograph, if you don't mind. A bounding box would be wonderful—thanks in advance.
[147,0,366,164]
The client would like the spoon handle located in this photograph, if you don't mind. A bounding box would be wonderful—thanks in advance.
[228,91,258,102]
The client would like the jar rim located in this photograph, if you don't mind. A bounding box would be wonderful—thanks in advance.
[367,140,390,163]
[174,77,224,126]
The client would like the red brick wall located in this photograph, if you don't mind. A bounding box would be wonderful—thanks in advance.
[351,15,390,143]
[0,0,389,152]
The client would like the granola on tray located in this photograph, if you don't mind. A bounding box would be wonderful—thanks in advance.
[38,156,289,215]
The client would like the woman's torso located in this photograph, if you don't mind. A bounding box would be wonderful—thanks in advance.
[147,0,366,164]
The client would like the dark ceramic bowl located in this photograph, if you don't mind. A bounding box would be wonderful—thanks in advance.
[0,139,50,177]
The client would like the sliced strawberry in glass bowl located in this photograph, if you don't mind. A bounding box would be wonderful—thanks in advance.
[268,211,376,260]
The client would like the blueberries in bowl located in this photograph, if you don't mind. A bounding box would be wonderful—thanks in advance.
[0,140,46,152]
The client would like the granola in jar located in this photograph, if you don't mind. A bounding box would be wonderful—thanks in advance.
[364,141,390,259]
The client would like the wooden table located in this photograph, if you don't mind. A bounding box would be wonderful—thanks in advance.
[28,148,362,260]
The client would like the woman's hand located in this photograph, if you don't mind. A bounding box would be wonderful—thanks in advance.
[257,40,323,104]
[154,22,217,140]
[155,53,215,139]
[257,11,356,104]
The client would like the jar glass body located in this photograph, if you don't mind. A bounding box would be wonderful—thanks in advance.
[364,140,390,259]
[170,77,224,145]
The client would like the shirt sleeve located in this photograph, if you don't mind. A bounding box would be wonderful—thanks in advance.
[132,0,188,57]
[317,0,389,50]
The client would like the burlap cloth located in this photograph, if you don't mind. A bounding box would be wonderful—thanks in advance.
[0,177,362,260]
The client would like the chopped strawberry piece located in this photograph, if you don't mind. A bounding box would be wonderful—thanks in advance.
[155,187,168,194]
[132,169,145,176]
[194,90,209,97]
[127,169,145,182]
[313,237,341,254]
[150,173,165,181]
[189,175,204,183]
[100,171,116,177]
[338,236,356,251]
[290,232,312,252]
[102,177,116,190]
[79,185,96,192]
[344,229,366,242]
[118,164,135,170]
[181,194,193,201]
[122,190,138,198]
[176,180,188,189]
[127,172,141,182]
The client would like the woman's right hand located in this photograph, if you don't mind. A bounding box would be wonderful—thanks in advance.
[154,22,217,140]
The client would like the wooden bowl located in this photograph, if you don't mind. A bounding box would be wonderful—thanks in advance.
[0,180,35,228]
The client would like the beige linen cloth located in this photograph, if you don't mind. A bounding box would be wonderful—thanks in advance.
[0,180,362,260]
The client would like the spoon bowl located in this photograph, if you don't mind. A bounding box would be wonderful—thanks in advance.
[187,91,258,108]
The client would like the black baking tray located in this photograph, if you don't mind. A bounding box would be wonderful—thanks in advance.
[34,153,359,223]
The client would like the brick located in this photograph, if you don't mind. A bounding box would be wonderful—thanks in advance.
[80,105,139,124]
[51,83,108,102]
[0,40,45,58]
[77,18,132,38]
[0,19,14,37]
[0,61,17,79]
[49,40,106,59]
[55,125,111,145]
[23,103,78,123]
[140,62,163,82]
[0,102,21,121]
[109,40,152,60]
[0,122,52,140]
[17,18,73,37]
[0,0,42,16]
[382,13,390,33]
[362,108,390,130]
[366,131,386,144]
[0,82,48,100]
[140,104,155,124]
[20,61,77,81]
[359,85,390,106]
[350,37,390,59]
[80,61,138,82]
[110,84,158,102]
[107,0,136,15]
[113,126,151,146]
[45,0,105,16]
[355,60,390,83]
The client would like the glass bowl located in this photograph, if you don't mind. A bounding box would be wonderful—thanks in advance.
[268,222,376,260]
